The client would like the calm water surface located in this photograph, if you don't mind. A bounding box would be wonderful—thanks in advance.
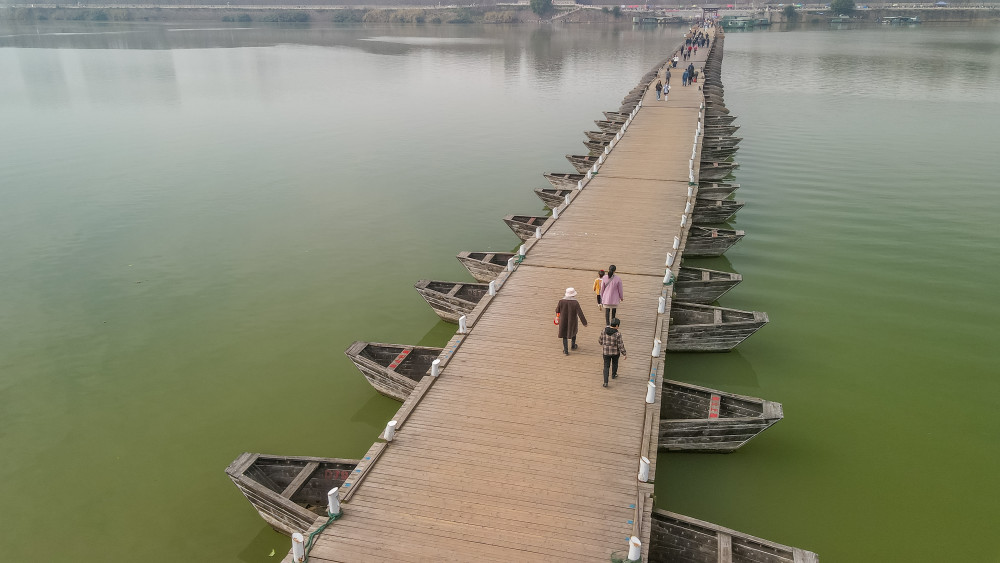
[1,21,998,562]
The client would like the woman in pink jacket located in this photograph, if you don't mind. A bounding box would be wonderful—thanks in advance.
[600,264,624,326]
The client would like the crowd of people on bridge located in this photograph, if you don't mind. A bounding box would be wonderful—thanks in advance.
[555,266,628,388]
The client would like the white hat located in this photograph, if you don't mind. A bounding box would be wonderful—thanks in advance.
[564,287,577,298]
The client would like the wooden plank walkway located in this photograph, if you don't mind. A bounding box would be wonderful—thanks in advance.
[291,34,715,563]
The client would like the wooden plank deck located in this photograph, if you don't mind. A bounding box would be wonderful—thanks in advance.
[292,35,715,563]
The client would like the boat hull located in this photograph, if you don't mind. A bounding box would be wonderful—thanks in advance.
[543,172,584,189]
[503,215,547,241]
[698,182,740,199]
[534,188,572,209]
[674,266,742,304]
[345,341,443,401]
[684,226,744,256]
[566,154,598,174]
[595,120,623,133]
[457,251,515,282]
[692,198,744,224]
[414,280,488,324]
[699,162,739,181]
[660,379,782,452]
[649,510,819,563]
[667,302,768,352]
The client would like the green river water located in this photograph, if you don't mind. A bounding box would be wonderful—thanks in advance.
[0,21,997,562]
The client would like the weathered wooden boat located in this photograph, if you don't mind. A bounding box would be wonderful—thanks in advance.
[705,102,730,114]
[701,148,739,160]
[226,453,358,537]
[566,154,599,174]
[345,341,442,401]
[674,266,742,304]
[503,214,548,241]
[705,114,737,125]
[684,226,745,257]
[595,120,623,133]
[703,136,742,148]
[648,509,819,563]
[603,111,630,123]
[456,251,516,282]
[660,379,782,452]
[704,124,740,136]
[667,302,768,352]
[584,139,610,154]
[699,161,740,181]
[698,182,740,200]
[534,187,573,208]
[693,198,744,224]
[543,172,585,189]
[414,280,488,323]
[584,130,617,143]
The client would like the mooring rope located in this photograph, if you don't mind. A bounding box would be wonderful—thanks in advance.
[303,510,342,562]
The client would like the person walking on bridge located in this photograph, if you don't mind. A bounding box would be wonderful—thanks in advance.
[665,68,671,86]
[598,318,627,388]
[600,265,624,325]
[556,287,588,356]
[655,80,663,101]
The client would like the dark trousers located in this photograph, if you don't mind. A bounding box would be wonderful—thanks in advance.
[563,335,576,352]
[603,354,620,384]
[605,307,617,325]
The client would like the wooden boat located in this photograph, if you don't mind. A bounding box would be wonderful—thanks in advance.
[566,154,599,174]
[684,226,745,257]
[703,124,740,136]
[584,130,617,143]
[705,114,737,125]
[595,120,623,133]
[226,453,358,536]
[543,172,585,189]
[674,266,742,304]
[603,111,630,123]
[584,139,610,154]
[414,280,488,323]
[693,198,744,224]
[457,251,516,282]
[534,187,573,209]
[701,147,739,160]
[698,181,740,200]
[503,214,548,241]
[699,161,740,181]
[705,106,731,117]
[660,379,782,452]
[703,136,742,147]
[667,302,768,352]
[345,340,442,401]
[648,509,819,563]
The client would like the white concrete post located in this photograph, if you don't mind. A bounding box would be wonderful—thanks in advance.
[384,420,397,442]
[666,253,675,267]
[507,257,515,272]
[292,533,306,562]
[535,227,541,239]
[628,536,642,561]
[689,158,694,171]
[637,99,642,108]
[689,171,695,184]
[518,244,525,259]
[657,296,666,314]
[552,206,559,219]
[489,280,497,296]
[616,131,622,141]
[663,269,673,285]
[586,170,593,180]
[673,236,680,250]
[688,186,693,197]
[652,338,661,357]
[430,358,441,377]
[598,154,605,164]
[591,163,599,174]
[565,194,571,205]
[638,457,651,483]
[577,179,583,190]
[458,315,468,333]
[327,487,341,516]
[604,145,610,155]
[646,381,657,404]
[681,214,688,227]
[685,201,692,214]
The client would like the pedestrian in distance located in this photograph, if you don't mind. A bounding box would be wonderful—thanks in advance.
[655,80,663,101]
[600,265,624,326]
[663,83,669,102]
[593,269,605,310]
[598,318,627,388]
[682,70,688,87]
[555,287,588,356]
[673,55,679,68]
[665,68,671,86]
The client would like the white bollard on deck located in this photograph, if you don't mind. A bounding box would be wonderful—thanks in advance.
[599,154,605,164]
[577,179,583,190]
[518,244,525,259]
[673,236,680,250]
[688,186,693,197]
[664,268,674,286]
[384,420,397,442]
[292,533,306,562]
[685,202,692,214]
[552,206,559,219]
[689,171,695,184]
[658,295,666,314]
[565,194,571,205]
[689,158,694,171]
[535,227,541,239]
[698,111,702,120]
[646,381,657,404]
[489,280,497,296]
[592,163,599,174]
[638,457,651,483]
[652,338,661,357]
[628,536,642,561]
[431,358,441,377]
[681,214,688,227]
[458,315,468,333]
[604,145,610,155]
[666,253,674,267]
[327,487,341,516]
[507,257,515,272]
[616,131,622,141]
